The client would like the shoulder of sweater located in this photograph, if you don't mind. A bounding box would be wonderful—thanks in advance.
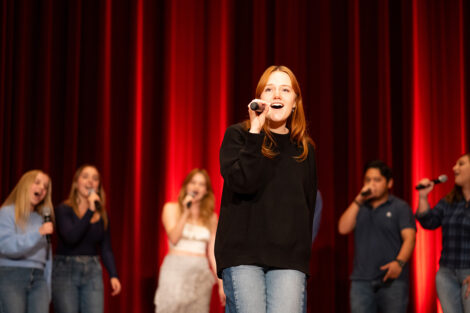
[227,122,248,134]
[0,204,15,217]
[55,203,73,211]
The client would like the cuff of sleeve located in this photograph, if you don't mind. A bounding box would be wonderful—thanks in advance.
[244,132,264,149]
[415,210,430,219]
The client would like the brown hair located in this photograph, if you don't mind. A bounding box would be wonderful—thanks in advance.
[177,169,215,228]
[445,153,470,204]
[64,164,108,229]
[1,170,53,230]
[245,65,314,161]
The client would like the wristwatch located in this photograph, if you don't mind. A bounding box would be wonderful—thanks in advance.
[395,259,405,267]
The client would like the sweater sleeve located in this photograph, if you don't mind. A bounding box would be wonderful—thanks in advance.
[415,198,445,229]
[219,124,268,194]
[0,206,42,258]
[55,204,94,245]
[100,225,118,278]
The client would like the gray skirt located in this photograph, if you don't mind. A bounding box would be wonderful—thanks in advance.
[154,254,215,313]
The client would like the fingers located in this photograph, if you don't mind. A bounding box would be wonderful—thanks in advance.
[182,194,194,209]
[247,99,270,134]
[88,192,100,203]
[110,278,122,296]
[39,222,54,235]
[462,276,470,299]
[417,178,434,195]
[218,284,226,306]
[356,186,372,203]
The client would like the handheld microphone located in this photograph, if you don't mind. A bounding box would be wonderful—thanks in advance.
[360,189,372,197]
[88,189,102,211]
[415,174,448,190]
[42,207,52,244]
[249,101,265,113]
[186,192,196,209]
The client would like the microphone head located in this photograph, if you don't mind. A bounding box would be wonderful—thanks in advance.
[88,188,96,196]
[42,206,51,217]
[249,101,260,111]
[438,175,448,183]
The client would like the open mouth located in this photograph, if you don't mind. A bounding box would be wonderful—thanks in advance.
[270,103,284,109]
[34,192,40,197]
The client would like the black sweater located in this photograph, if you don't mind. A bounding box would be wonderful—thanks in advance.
[215,123,317,278]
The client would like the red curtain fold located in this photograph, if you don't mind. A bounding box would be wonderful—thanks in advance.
[1,1,469,312]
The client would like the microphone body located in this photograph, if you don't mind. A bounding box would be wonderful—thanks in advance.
[360,189,371,197]
[415,175,448,190]
[249,101,265,113]
[94,200,102,211]
[186,192,196,209]
[43,208,52,244]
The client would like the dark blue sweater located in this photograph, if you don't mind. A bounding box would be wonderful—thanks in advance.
[55,203,118,278]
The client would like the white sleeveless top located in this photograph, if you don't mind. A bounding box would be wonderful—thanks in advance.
[169,223,211,254]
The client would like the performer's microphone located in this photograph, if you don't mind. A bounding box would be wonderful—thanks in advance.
[249,101,265,113]
[361,189,372,197]
[42,207,52,244]
[186,192,197,209]
[88,189,102,211]
[415,175,448,190]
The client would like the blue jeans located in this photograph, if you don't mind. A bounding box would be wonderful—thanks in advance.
[222,265,306,313]
[436,266,470,313]
[350,279,408,313]
[52,255,104,313]
[0,266,49,313]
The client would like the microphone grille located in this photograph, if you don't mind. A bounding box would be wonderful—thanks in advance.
[249,101,259,110]
[43,206,51,216]
[438,174,448,183]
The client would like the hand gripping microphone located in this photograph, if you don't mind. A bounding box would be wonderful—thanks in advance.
[415,174,448,190]
[42,207,52,244]
[88,189,102,211]
[186,192,197,209]
[249,101,265,113]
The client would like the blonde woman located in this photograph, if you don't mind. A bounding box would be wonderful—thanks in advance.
[154,169,225,313]
[0,170,54,313]
[52,165,121,313]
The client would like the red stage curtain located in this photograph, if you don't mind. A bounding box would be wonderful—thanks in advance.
[1,1,469,312]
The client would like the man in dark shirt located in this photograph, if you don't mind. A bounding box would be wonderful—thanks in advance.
[338,160,416,313]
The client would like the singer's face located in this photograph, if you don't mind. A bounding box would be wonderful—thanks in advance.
[260,71,296,127]
[453,155,470,186]
[186,173,208,202]
[29,173,49,208]
[363,168,392,199]
[77,166,100,198]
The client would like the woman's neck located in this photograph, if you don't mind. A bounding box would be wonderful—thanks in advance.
[77,195,88,211]
[187,204,201,222]
[268,122,289,134]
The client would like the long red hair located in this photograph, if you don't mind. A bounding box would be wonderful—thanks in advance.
[245,65,314,161]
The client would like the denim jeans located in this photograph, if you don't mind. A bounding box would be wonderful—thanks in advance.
[436,266,470,313]
[350,279,408,313]
[52,255,104,313]
[0,266,49,313]
[222,265,306,313]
